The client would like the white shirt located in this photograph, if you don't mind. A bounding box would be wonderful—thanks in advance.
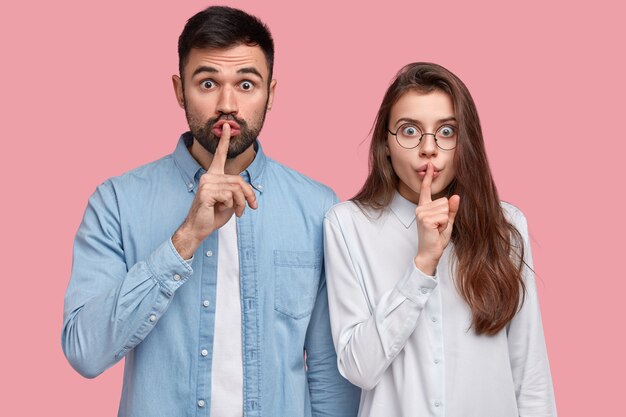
[210,215,243,417]
[323,192,556,417]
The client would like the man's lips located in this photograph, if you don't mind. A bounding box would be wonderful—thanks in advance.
[212,120,241,136]
[213,120,241,130]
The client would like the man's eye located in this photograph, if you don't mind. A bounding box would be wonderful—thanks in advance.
[201,80,215,89]
[240,81,254,91]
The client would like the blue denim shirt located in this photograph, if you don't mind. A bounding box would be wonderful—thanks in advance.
[62,133,360,417]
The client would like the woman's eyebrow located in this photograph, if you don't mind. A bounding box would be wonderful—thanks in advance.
[393,116,457,127]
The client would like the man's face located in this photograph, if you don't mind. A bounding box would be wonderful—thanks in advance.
[173,44,276,158]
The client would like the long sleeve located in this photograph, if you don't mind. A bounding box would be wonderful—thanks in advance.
[506,210,557,416]
[305,270,361,417]
[61,181,193,378]
[323,214,437,391]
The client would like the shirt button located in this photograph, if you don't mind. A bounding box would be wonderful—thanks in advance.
[434,401,441,407]
[197,400,205,408]
[256,184,263,191]
[173,274,181,281]
[187,183,194,192]
[149,314,157,322]
[202,300,210,307]
[431,317,438,323]
[434,359,440,364]
[201,349,208,357]
[206,250,213,257]
[420,288,429,294]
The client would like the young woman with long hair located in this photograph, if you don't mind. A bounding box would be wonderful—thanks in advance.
[324,62,556,416]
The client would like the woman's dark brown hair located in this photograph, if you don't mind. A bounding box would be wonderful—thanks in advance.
[353,62,526,335]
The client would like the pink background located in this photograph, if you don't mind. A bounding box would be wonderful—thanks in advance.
[1,0,623,415]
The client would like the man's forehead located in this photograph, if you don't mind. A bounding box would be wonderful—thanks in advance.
[186,44,268,76]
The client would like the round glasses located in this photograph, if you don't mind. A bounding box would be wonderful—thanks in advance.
[388,123,458,150]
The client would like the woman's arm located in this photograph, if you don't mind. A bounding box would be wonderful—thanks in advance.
[506,208,558,416]
[323,213,437,390]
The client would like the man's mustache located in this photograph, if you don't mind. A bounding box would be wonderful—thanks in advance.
[206,114,248,129]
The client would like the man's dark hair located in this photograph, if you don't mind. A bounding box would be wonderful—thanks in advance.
[178,6,275,85]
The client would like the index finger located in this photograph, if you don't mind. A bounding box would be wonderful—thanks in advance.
[419,162,433,205]
[207,123,231,174]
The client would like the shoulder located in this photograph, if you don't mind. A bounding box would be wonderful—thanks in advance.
[325,200,385,229]
[90,155,176,204]
[500,200,528,231]
[325,200,361,221]
[106,155,176,188]
[266,158,335,195]
[500,201,532,253]
[265,157,338,210]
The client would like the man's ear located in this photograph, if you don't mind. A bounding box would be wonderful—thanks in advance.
[172,75,185,109]
[266,79,277,111]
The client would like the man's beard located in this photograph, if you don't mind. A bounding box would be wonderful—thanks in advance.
[185,106,267,159]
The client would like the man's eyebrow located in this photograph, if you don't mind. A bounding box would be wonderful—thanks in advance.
[393,117,457,127]
[191,66,218,78]
[238,67,263,80]
[190,66,264,81]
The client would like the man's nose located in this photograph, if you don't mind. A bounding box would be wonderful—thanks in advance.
[216,86,238,115]
[419,133,438,158]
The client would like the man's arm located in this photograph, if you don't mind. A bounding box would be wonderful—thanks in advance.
[61,181,193,378]
[62,126,256,378]
[305,269,361,417]
[305,191,360,417]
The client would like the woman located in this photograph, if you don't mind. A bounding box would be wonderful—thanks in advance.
[324,63,556,416]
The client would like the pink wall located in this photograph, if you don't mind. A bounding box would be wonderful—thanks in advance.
[1,0,623,415]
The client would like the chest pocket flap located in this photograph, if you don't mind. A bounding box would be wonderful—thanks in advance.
[274,250,322,319]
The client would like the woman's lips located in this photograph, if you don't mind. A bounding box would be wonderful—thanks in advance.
[418,170,440,179]
[417,164,442,179]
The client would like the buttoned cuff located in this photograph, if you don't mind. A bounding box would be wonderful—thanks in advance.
[146,238,194,296]
[397,264,438,305]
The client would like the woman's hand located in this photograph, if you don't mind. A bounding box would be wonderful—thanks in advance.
[414,163,460,275]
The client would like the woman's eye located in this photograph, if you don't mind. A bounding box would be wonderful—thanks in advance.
[402,125,420,137]
[201,80,215,89]
[240,81,254,91]
[438,126,456,137]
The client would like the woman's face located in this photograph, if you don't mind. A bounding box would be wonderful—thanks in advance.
[387,89,457,204]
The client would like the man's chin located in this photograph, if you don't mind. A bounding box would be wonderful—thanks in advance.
[195,134,255,159]
[226,137,256,159]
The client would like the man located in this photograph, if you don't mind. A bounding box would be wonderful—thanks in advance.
[62,6,360,417]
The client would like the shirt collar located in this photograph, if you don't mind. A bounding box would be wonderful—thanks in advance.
[242,140,267,193]
[172,132,268,193]
[389,191,417,228]
[172,132,203,192]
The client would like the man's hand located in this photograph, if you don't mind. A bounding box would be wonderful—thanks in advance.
[172,124,258,259]
[413,162,460,275]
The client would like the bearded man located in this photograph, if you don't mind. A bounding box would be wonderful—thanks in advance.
[62,6,360,417]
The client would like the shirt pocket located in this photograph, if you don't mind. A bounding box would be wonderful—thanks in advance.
[274,250,322,320]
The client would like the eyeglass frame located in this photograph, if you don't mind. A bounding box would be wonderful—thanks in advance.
[387,123,458,151]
